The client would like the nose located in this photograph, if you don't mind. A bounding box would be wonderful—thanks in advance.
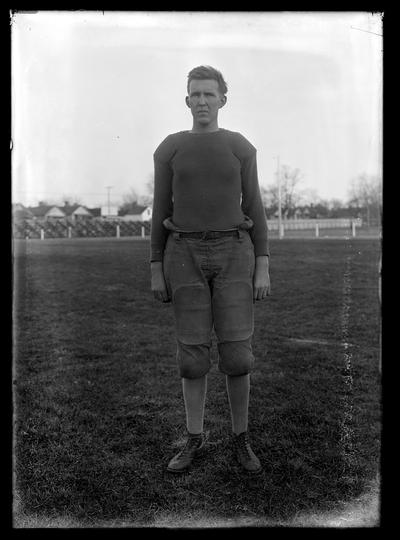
[198,93,207,105]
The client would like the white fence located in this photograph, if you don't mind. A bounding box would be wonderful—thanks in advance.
[268,218,363,238]
[267,218,362,231]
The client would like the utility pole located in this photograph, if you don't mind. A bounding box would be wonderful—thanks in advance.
[105,186,113,216]
[275,155,283,239]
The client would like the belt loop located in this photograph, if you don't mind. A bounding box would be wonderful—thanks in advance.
[237,229,244,241]
[172,231,180,241]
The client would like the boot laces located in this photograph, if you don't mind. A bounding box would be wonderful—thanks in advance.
[180,435,202,457]
[236,432,252,460]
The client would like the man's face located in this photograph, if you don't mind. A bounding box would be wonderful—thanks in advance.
[186,79,226,128]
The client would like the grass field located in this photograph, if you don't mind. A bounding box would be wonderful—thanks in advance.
[12,236,381,528]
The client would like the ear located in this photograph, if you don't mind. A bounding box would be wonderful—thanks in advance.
[219,95,227,108]
[185,96,190,108]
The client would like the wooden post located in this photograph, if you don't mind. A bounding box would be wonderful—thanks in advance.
[141,226,145,238]
[68,226,72,238]
[352,221,356,237]
[40,229,44,240]
[116,224,120,238]
[315,223,319,237]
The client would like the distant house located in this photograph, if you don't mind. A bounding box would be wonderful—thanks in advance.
[12,203,34,220]
[23,203,96,221]
[101,205,120,218]
[119,203,152,222]
[88,207,102,218]
[270,210,287,220]
[61,204,93,221]
[28,205,66,220]
[297,206,311,219]
[12,203,25,213]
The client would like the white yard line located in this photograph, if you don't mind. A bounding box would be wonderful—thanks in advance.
[285,337,353,347]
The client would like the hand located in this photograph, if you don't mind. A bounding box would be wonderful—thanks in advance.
[253,256,271,301]
[151,262,171,303]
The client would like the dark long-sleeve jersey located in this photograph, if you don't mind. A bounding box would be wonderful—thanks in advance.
[150,128,269,262]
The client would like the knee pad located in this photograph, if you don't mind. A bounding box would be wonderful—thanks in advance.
[217,338,255,376]
[176,341,212,379]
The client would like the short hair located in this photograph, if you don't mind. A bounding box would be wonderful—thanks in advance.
[187,65,228,96]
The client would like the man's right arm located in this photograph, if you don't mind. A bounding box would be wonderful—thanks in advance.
[151,261,170,303]
[150,136,174,302]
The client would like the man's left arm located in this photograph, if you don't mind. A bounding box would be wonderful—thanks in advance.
[239,143,271,301]
[253,255,271,301]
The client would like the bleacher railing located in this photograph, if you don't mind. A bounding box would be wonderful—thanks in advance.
[13,217,368,240]
[13,217,152,239]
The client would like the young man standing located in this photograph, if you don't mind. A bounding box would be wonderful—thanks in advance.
[150,65,270,474]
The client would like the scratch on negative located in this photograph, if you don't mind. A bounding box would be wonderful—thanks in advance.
[339,254,355,471]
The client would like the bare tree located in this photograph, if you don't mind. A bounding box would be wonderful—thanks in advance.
[121,188,139,205]
[299,187,320,206]
[327,198,346,211]
[259,185,269,208]
[61,195,82,207]
[146,174,154,197]
[138,174,154,206]
[118,188,140,216]
[348,173,382,227]
[264,165,304,218]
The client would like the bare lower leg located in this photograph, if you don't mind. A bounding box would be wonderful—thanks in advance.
[226,373,250,435]
[182,375,207,434]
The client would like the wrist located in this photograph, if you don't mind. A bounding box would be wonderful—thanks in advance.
[151,261,164,273]
[255,255,269,267]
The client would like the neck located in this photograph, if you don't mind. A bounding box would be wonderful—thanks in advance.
[191,120,219,133]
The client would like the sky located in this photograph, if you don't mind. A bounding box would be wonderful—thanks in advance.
[11,11,383,208]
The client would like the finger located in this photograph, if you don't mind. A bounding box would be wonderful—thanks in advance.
[260,285,269,297]
[154,291,163,302]
[155,289,170,303]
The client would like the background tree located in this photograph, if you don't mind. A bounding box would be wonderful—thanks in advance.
[121,188,139,205]
[137,174,154,206]
[348,173,382,227]
[60,195,82,207]
[119,188,139,215]
[259,185,270,211]
[263,165,304,219]
[326,198,352,219]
